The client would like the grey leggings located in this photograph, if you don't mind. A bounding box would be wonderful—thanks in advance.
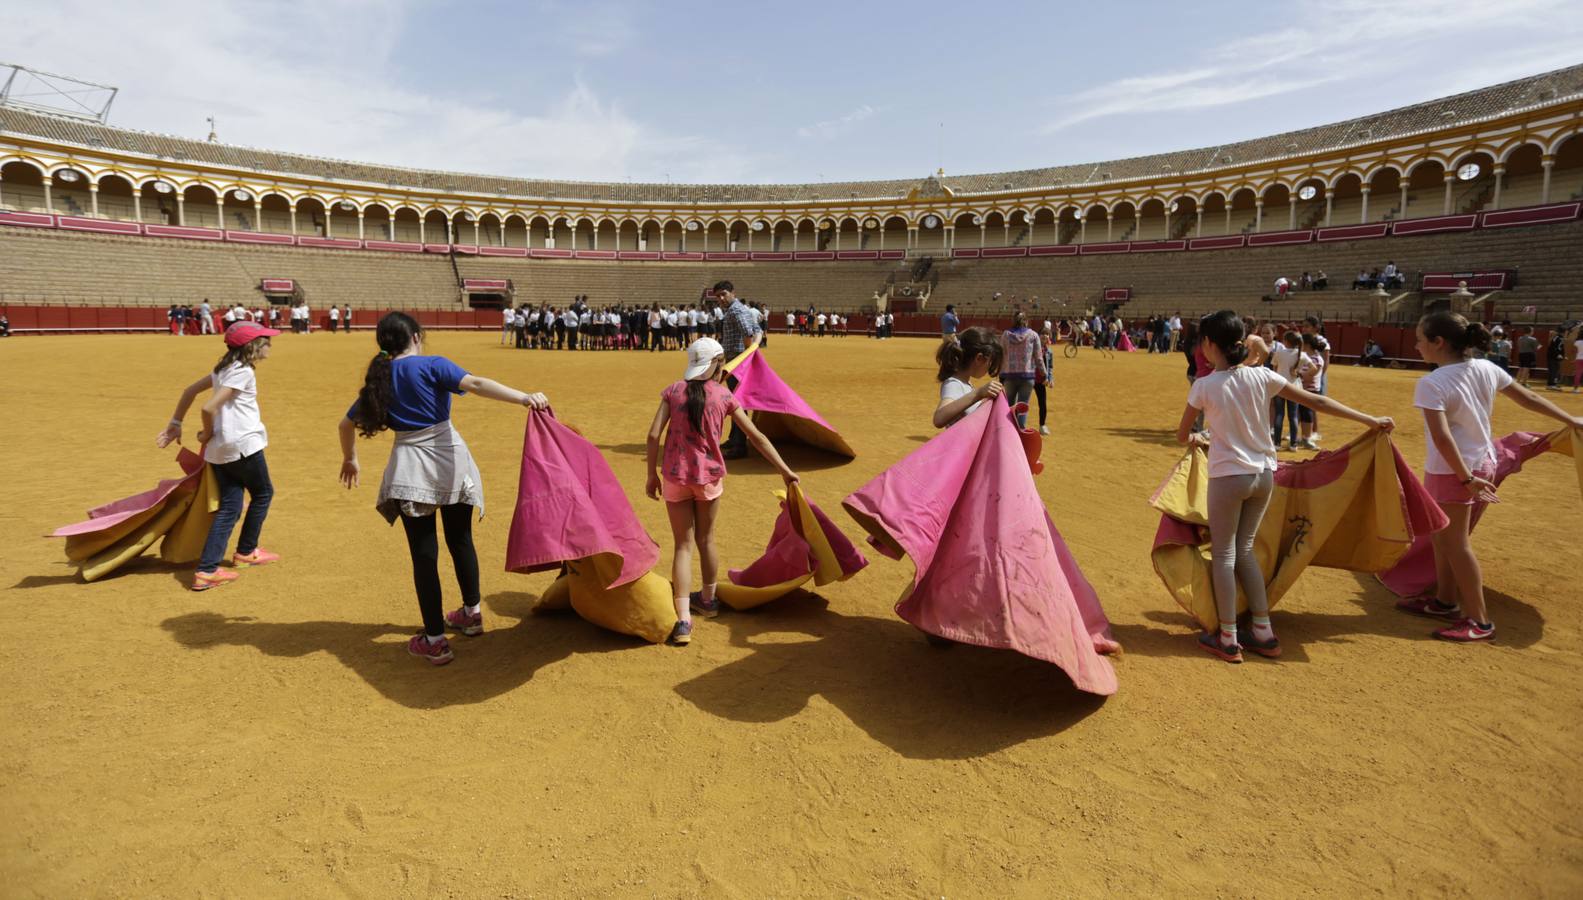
[1207,469,1275,627]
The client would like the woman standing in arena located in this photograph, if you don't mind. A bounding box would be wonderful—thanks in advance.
[337,312,552,666]
[999,311,1046,429]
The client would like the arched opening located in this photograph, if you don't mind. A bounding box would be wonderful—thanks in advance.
[136,177,178,224]
[1135,198,1167,241]
[217,187,253,230]
[705,221,728,252]
[475,212,501,246]
[596,219,618,251]
[361,203,393,241]
[448,210,476,246]
[94,173,136,221]
[1289,178,1326,229]
[529,215,551,249]
[880,215,907,251]
[1110,201,1137,241]
[391,207,422,243]
[616,220,638,251]
[256,193,291,234]
[663,221,684,253]
[421,209,450,244]
[1056,206,1081,244]
[1165,196,1197,239]
[1029,208,1057,246]
[832,217,856,251]
[1328,174,1363,225]
[294,197,329,236]
[47,166,93,217]
[914,214,945,251]
[952,212,977,249]
[1228,187,1258,233]
[181,183,221,228]
[1547,133,1583,204]
[1401,159,1446,219]
[981,211,1006,248]
[1441,151,1494,214]
[0,160,46,212]
[770,220,793,252]
[1007,209,1033,247]
[548,216,572,249]
[790,219,813,252]
[1364,168,1401,223]
[639,219,662,252]
[1259,184,1292,231]
[1081,204,1108,243]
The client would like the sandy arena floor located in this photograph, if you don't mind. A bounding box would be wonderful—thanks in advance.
[2,330,1581,897]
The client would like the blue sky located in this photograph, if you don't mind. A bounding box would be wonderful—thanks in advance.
[3,0,1580,184]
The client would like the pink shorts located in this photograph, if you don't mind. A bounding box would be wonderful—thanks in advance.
[661,477,723,503]
[1424,466,1494,505]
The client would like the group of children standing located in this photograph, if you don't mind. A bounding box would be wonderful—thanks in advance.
[501,295,775,353]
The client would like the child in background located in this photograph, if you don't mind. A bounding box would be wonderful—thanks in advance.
[156,321,283,591]
[645,338,800,646]
[1177,311,1392,663]
[1397,311,1583,642]
[338,312,551,666]
[999,312,1047,429]
[1269,331,1306,450]
[1297,333,1326,449]
[1033,325,1055,435]
[934,327,1005,429]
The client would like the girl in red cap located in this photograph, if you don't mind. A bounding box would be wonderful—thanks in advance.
[156,320,283,590]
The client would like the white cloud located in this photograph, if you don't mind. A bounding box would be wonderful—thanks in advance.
[1042,0,1583,132]
[797,104,877,140]
[0,0,745,182]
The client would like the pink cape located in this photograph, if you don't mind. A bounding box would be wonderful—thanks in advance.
[1117,333,1136,352]
[718,484,868,608]
[842,394,1119,696]
[723,348,855,458]
[505,409,658,589]
[1378,430,1571,597]
[50,447,204,538]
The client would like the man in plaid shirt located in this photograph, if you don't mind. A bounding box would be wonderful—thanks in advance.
[714,280,761,458]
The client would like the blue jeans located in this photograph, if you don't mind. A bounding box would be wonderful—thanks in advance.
[199,450,274,572]
[1271,398,1299,445]
[1000,377,1034,427]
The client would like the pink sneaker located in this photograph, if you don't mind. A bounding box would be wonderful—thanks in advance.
[232,548,281,568]
[191,569,239,592]
[445,606,483,637]
[407,634,454,665]
[1434,618,1495,643]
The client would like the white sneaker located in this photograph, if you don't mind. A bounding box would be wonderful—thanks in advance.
[1039,425,1050,435]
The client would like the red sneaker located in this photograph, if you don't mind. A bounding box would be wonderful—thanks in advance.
[191,569,239,592]
[232,548,281,568]
[407,634,454,665]
[1433,619,1495,643]
[445,606,483,637]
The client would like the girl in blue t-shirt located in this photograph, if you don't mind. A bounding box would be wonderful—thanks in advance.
[337,312,550,666]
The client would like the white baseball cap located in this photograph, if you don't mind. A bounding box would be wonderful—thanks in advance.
[683,338,724,381]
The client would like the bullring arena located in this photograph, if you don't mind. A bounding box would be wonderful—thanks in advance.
[3,58,1583,897]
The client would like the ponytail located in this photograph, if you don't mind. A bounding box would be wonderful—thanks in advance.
[1199,310,1250,366]
[685,379,708,434]
[936,325,1002,381]
[352,311,423,437]
[1419,310,1491,356]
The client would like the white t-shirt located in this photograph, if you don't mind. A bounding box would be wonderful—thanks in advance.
[206,363,268,465]
[786,313,795,327]
[1187,366,1287,477]
[649,311,662,328]
[1413,358,1512,475]
[816,314,828,326]
[939,377,981,425]
[1575,338,1583,359]
[1271,345,1303,382]
[329,306,340,321]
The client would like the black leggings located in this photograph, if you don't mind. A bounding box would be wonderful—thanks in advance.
[400,504,480,637]
[1033,382,1048,426]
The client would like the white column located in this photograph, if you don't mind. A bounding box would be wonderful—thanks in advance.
[290,205,297,235]
[89,184,99,217]
[878,227,884,251]
[216,196,225,229]
[832,226,839,251]
[792,229,798,252]
[0,170,5,209]
[324,209,332,238]
[1399,183,1409,219]
[1324,194,1333,226]
[253,200,262,232]
[358,212,366,240]
[132,189,142,223]
[907,226,918,249]
[44,182,54,213]
[1287,196,1296,230]
[1224,206,1231,234]
[445,219,453,244]
[175,194,184,225]
[1163,208,1170,239]
[979,223,986,247]
[1360,186,1370,223]
[1540,157,1554,203]
[1443,173,1456,215]
[1491,165,1504,209]
[1106,214,1113,241]
[1254,198,1263,232]
[944,225,953,249]
[1195,208,1203,237]
[419,219,426,244]
[1080,219,1087,243]
[473,220,480,246]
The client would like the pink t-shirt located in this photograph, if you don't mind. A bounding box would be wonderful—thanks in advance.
[661,380,740,485]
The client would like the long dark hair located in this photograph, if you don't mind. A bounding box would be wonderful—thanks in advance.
[936,326,1002,382]
[352,312,423,437]
[685,380,710,434]
[1419,311,1491,356]
[1199,310,1250,366]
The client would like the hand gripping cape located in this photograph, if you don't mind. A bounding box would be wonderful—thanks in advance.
[1379,427,1582,598]
[722,343,856,458]
[1150,430,1448,631]
[505,409,673,642]
[715,482,868,610]
[48,446,220,582]
[841,394,1119,696]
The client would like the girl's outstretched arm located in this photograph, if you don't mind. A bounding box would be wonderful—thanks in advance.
[729,409,799,485]
[458,374,549,409]
[1279,382,1393,432]
[338,416,360,488]
[644,400,668,501]
[1499,383,1583,429]
[156,374,215,447]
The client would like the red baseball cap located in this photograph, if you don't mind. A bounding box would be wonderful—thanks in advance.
[224,321,281,347]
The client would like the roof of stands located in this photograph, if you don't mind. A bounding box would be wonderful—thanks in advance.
[2,64,1580,203]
